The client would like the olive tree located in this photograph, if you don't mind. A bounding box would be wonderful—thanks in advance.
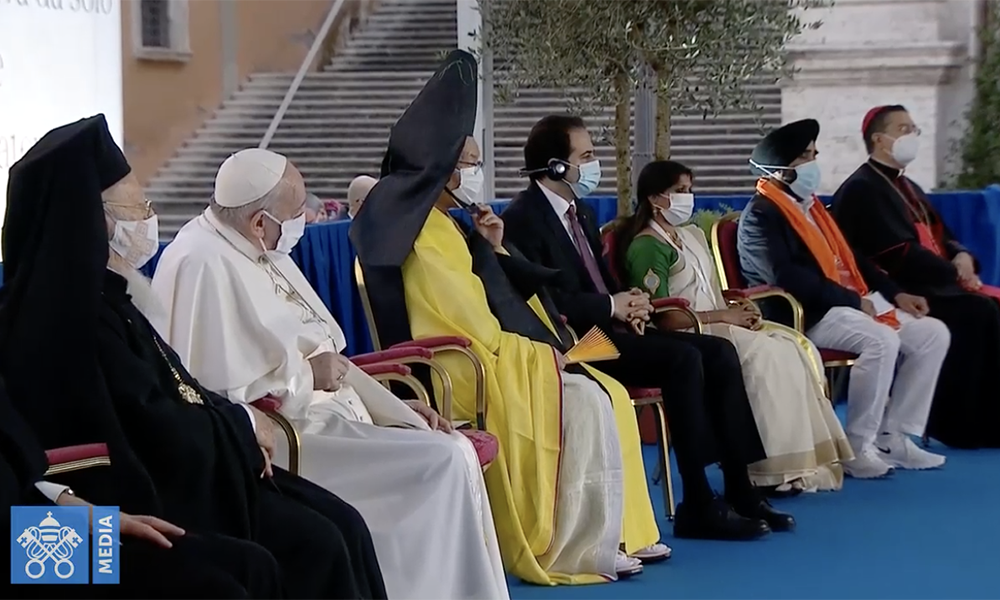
[954,0,1000,189]
[479,0,826,214]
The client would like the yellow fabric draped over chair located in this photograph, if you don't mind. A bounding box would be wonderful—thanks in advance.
[401,209,658,585]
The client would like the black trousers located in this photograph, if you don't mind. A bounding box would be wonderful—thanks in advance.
[597,327,766,500]
[259,469,388,600]
[5,531,282,599]
[926,292,1000,448]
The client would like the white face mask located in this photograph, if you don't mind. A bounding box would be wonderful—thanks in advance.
[787,160,822,200]
[263,211,306,255]
[452,166,484,206]
[657,192,694,226]
[569,159,602,198]
[888,133,920,166]
[109,215,160,269]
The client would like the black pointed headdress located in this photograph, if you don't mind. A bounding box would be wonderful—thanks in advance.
[349,50,478,349]
[350,49,478,268]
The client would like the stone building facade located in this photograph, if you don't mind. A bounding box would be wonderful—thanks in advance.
[783,0,986,192]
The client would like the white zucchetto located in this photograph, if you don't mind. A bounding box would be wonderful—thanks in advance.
[214,148,288,208]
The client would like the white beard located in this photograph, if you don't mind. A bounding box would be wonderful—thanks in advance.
[113,265,168,336]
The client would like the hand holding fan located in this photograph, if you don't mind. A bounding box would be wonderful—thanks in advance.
[564,327,620,364]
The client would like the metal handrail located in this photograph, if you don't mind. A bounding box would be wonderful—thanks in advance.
[259,0,347,149]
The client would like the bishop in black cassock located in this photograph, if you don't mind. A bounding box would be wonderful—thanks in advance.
[0,115,387,599]
[832,105,1000,449]
[0,374,284,599]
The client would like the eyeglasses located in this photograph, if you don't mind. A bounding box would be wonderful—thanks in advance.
[458,160,484,174]
[105,198,154,219]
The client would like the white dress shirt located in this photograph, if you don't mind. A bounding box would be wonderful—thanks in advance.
[536,184,616,317]
[34,481,70,503]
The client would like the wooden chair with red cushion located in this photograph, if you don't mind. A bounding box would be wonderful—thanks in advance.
[598,224,713,520]
[710,212,857,399]
[352,258,499,470]
[44,443,112,477]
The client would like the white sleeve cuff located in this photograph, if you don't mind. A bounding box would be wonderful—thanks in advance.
[34,481,71,504]
[239,403,257,434]
[609,295,616,317]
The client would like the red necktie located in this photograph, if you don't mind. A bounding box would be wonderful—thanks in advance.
[567,204,610,294]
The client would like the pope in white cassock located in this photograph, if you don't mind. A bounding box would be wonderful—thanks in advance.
[151,148,510,600]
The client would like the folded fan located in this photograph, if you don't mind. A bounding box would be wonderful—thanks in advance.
[564,327,620,364]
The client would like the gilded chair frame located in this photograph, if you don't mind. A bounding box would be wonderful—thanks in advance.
[354,257,487,430]
[44,443,112,476]
[597,221,720,518]
[709,213,857,397]
[261,411,301,475]
[561,319,676,517]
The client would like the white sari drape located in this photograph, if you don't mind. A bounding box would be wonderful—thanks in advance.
[663,225,853,491]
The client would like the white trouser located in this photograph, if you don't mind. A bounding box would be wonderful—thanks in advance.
[807,304,950,450]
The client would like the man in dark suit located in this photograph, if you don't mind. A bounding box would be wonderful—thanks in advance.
[501,115,791,541]
[737,118,949,480]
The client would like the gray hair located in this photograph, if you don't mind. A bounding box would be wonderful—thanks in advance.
[305,193,324,211]
[208,183,284,228]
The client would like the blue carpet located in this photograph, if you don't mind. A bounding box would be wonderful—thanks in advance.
[507,431,999,599]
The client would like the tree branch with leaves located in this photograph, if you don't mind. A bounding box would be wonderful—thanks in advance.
[479,0,825,215]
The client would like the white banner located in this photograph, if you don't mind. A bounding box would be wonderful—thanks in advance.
[0,0,123,258]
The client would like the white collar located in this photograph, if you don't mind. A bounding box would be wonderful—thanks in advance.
[202,207,265,262]
[538,181,575,218]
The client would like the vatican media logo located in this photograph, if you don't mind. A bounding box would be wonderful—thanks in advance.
[10,506,119,585]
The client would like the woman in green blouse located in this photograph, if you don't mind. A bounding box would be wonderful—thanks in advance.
[613,161,853,493]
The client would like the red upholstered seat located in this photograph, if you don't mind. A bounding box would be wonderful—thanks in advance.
[351,346,434,366]
[45,443,110,467]
[715,218,748,288]
[460,429,499,468]
[628,387,662,400]
[819,348,858,362]
[714,216,859,366]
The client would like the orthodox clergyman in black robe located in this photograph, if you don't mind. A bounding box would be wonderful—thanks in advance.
[0,377,283,599]
[832,104,1000,449]
[0,114,387,599]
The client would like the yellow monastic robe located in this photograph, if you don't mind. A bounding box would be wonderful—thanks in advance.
[402,208,658,585]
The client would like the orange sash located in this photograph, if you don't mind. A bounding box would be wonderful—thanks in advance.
[756,178,900,328]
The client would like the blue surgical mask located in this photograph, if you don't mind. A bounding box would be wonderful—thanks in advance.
[787,160,821,200]
[569,159,602,198]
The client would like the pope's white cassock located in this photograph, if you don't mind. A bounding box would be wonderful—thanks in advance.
[151,207,509,600]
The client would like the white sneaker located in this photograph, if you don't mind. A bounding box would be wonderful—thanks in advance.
[630,542,671,563]
[843,445,894,479]
[877,432,946,470]
[615,551,643,576]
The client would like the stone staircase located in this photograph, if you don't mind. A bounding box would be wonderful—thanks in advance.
[147,0,780,239]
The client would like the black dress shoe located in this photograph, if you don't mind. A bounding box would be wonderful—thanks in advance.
[733,498,796,532]
[673,498,771,541]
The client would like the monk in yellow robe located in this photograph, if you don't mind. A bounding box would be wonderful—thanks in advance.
[350,51,667,585]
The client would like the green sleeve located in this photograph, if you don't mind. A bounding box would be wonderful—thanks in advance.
[624,235,678,299]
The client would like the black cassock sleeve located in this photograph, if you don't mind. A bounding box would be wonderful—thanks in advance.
[94,305,263,535]
[834,177,958,288]
[0,385,48,509]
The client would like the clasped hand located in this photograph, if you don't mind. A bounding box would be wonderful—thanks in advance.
[722,302,762,330]
[612,288,652,324]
